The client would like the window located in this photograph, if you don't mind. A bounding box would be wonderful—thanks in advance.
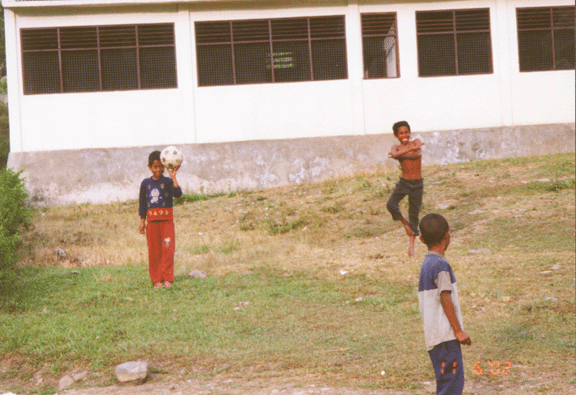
[361,13,399,79]
[21,23,177,95]
[517,6,575,72]
[416,9,493,77]
[195,15,348,86]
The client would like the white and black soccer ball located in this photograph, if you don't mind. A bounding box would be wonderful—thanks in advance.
[160,146,183,169]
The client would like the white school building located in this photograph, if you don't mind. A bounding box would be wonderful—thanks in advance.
[3,0,575,205]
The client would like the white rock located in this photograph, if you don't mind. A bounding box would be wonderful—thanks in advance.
[544,297,558,302]
[552,265,560,270]
[72,370,88,381]
[54,248,68,260]
[115,361,148,383]
[58,375,75,390]
[188,270,207,279]
[468,249,491,254]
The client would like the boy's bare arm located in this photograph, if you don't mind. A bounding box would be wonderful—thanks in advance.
[440,291,472,345]
[139,218,146,234]
[388,140,425,160]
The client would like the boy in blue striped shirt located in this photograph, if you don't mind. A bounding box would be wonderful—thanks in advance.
[418,213,471,395]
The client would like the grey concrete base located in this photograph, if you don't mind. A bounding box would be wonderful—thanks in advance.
[7,123,575,207]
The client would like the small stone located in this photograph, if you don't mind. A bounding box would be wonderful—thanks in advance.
[71,270,80,274]
[552,265,560,270]
[540,271,552,274]
[468,249,491,254]
[467,210,484,214]
[188,270,207,279]
[436,204,451,210]
[234,301,250,310]
[544,297,558,302]
[72,370,88,381]
[115,361,148,383]
[54,248,68,260]
[58,375,75,390]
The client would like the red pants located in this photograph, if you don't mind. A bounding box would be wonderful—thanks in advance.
[146,220,175,283]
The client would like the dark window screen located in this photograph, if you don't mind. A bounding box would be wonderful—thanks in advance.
[416,9,493,77]
[195,15,347,86]
[21,23,177,95]
[517,6,575,72]
[361,13,400,79]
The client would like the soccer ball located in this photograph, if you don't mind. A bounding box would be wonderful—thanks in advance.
[160,146,183,169]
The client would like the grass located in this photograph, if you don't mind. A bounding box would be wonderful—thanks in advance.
[0,153,574,394]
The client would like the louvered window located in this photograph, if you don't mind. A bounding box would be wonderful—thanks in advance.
[361,13,399,79]
[21,24,177,95]
[195,16,348,86]
[416,9,493,77]
[517,6,575,72]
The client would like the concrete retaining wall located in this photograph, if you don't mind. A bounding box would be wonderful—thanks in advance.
[7,123,575,207]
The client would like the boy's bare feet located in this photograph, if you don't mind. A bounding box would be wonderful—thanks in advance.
[163,281,173,288]
[153,282,163,289]
[408,235,416,257]
[402,221,414,237]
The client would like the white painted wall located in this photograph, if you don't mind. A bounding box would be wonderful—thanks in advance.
[4,0,574,154]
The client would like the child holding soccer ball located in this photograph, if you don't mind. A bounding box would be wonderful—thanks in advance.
[138,150,182,288]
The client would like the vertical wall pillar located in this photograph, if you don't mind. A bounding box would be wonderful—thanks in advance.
[495,0,514,126]
[4,8,23,153]
[346,1,366,135]
[176,4,197,144]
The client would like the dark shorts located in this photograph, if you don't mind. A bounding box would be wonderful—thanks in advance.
[428,340,465,395]
[386,178,423,236]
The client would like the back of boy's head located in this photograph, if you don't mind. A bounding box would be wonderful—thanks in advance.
[419,213,449,248]
[392,121,410,137]
[148,151,161,166]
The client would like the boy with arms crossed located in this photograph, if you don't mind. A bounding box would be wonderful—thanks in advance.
[418,213,472,395]
[387,121,425,257]
[139,151,183,289]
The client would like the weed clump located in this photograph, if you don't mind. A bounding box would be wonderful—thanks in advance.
[0,168,31,274]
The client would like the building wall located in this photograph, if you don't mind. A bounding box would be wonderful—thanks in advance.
[3,0,575,205]
[4,0,575,153]
[7,123,575,206]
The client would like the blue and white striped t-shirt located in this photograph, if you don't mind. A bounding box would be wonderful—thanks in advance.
[418,251,464,351]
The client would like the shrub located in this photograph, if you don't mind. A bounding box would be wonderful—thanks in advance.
[0,168,30,272]
[0,101,8,169]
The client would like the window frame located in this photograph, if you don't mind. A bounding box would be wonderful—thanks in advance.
[415,8,494,77]
[194,15,348,87]
[361,12,400,80]
[20,23,178,95]
[516,6,575,72]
